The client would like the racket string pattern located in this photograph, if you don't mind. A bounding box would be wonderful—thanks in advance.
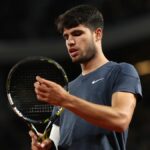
[6,56,68,139]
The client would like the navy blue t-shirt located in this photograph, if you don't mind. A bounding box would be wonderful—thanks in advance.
[53,61,142,150]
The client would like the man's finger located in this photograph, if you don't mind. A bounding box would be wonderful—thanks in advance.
[29,130,38,140]
[41,139,53,149]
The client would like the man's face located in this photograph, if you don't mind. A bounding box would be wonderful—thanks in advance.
[63,25,97,63]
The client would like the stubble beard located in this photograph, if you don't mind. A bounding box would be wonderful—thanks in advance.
[71,42,97,64]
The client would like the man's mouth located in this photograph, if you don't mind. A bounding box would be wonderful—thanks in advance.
[69,49,79,57]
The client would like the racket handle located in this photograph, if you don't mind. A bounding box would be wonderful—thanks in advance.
[43,107,64,138]
[48,107,64,127]
[55,107,64,117]
[30,107,65,142]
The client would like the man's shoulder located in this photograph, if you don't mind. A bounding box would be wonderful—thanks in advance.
[110,61,134,69]
[117,62,139,78]
[105,61,140,80]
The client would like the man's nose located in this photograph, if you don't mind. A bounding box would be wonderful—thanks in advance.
[67,37,75,45]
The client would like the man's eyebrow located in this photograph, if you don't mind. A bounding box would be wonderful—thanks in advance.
[63,29,83,37]
[63,33,67,37]
[72,29,83,33]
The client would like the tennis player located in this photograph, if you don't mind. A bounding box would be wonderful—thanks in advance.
[30,4,142,150]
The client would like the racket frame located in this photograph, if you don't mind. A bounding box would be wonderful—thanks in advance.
[6,56,68,139]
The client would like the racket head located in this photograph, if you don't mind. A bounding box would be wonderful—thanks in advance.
[6,56,68,124]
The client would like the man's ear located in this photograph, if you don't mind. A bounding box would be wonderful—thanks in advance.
[95,28,103,41]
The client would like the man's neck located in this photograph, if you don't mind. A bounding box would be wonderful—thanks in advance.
[81,54,108,76]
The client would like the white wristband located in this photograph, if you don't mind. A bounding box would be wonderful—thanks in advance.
[49,124,60,150]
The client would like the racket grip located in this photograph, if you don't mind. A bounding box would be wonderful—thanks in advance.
[43,107,64,138]
[49,107,64,125]
[30,107,65,142]
[55,107,64,117]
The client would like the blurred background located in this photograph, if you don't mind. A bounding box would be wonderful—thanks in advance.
[0,0,150,149]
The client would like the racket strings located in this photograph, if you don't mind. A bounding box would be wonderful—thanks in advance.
[7,58,67,123]
[23,105,53,113]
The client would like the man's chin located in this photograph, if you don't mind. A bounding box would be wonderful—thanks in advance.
[71,59,78,63]
[71,58,80,64]
[71,58,86,64]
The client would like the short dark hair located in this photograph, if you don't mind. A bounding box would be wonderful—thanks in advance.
[55,4,104,33]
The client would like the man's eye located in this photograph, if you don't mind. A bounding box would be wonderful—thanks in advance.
[73,31,82,36]
[63,35,68,40]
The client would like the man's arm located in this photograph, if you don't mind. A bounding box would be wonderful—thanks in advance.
[61,91,136,132]
[34,76,136,132]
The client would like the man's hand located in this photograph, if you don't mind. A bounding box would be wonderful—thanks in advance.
[34,76,68,106]
[29,130,53,150]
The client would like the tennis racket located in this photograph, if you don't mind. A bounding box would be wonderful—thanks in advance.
[6,56,68,141]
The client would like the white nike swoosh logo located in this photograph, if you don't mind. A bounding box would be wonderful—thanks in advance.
[92,78,104,84]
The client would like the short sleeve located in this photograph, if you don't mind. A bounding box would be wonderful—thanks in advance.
[112,63,142,101]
